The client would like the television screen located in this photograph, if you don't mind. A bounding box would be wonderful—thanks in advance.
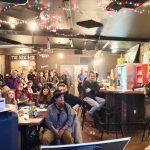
[40,137,130,150]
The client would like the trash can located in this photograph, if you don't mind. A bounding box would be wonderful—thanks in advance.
[0,111,18,150]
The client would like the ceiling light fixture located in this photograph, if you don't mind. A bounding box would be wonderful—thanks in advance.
[58,52,64,59]
[28,20,39,31]
[10,24,16,29]
[112,49,117,53]
[69,39,73,48]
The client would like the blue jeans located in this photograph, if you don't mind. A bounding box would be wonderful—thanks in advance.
[83,97,105,115]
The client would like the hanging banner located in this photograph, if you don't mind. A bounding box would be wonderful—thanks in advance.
[10,55,35,61]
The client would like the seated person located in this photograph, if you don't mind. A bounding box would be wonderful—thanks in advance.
[15,82,29,104]
[82,71,105,121]
[41,90,74,145]
[57,83,81,111]
[36,85,51,108]
[57,83,83,143]
[5,89,18,111]
[133,73,150,121]
[24,81,38,102]
[1,85,10,98]
[5,70,21,89]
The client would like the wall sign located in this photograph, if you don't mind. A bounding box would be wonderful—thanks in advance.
[10,55,35,61]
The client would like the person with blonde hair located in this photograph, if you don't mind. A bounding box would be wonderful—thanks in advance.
[1,85,10,98]
[5,89,18,112]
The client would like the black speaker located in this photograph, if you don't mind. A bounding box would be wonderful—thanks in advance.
[74,50,82,54]
[0,0,27,4]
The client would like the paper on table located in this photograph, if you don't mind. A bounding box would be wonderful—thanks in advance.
[0,98,5,109]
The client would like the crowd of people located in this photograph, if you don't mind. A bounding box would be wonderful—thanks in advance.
[0,68,105,146]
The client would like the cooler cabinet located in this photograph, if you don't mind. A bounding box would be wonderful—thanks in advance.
[135,64,148,86]
[116,63,136,89]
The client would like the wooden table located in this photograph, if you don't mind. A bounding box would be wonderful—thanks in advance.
[18,107,46,125]
[18,107,46,150]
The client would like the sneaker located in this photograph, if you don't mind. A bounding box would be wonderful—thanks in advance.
[86,112,93,122]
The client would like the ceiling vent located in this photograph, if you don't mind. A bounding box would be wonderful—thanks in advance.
[77,19,103,28]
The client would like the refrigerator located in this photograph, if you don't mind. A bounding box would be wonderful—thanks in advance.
[116,63,136,89]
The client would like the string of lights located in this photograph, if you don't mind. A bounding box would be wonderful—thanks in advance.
[0,0,150,32]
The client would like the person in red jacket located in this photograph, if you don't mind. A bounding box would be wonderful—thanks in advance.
[24,81,34,102]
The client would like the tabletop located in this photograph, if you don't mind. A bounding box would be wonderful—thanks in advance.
[18,106,47,126]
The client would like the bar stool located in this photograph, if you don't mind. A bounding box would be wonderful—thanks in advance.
[142,120,150,141]
[97,92,124,140]
[81,101,92,130]
[98,107,124,140]
[142,100,150,141]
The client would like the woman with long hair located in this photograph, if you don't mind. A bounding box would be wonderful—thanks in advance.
[36,85,51,108]
[5,89,18,111]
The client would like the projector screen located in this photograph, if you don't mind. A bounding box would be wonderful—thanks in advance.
[40,137,130,150]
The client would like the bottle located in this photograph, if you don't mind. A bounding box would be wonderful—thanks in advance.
[29,106,33,118]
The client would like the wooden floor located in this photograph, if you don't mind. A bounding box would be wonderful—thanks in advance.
[82,121,150,150]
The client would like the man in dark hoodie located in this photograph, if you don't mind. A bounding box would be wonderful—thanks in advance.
[57,83,82,111]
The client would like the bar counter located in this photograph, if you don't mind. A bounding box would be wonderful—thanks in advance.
[100,88,144,94]
[100,87,145,130]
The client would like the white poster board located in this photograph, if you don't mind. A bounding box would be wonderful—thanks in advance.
[41,137,130,150]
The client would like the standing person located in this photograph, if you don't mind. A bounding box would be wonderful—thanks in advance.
[41,90,74,145]
[60,70,72,92]
[47,70,59,91]
[36,85,51,108]
[0,73,4,87]
[82,71,105,120]
[36,71,46,89]
[27,69,36,82]
[77,68,86,96]
[5,70,21,89]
